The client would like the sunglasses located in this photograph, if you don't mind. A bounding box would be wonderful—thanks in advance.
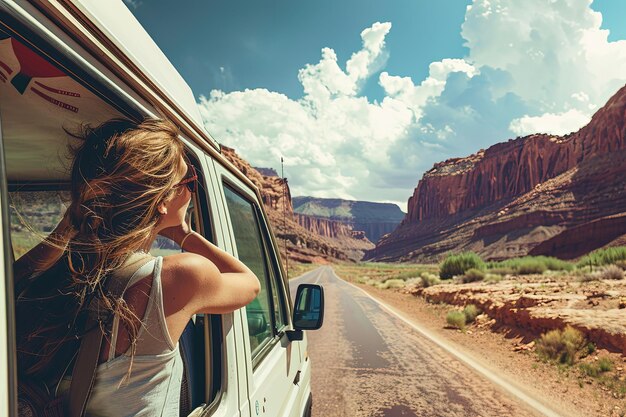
[174,164,198,193]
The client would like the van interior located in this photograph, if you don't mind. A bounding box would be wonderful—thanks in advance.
[0,24,222,414]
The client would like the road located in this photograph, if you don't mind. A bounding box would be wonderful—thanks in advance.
[290,266,563,417]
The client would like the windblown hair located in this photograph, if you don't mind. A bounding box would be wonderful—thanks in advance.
[16,118,185,381]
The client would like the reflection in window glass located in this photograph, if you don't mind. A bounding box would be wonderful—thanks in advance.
[223,185,273,356]
[9,191,68,259]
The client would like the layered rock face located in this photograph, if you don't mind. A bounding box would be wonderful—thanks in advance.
[293,196,405,243]
[221,147,373,263]
[368,84,626,262]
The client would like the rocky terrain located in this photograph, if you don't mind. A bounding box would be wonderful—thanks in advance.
[292,196,405,243]
[408,275,626,356]
[221,147,373,263]
[367,84,626,263]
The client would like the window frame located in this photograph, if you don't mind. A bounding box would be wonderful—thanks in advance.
[221,180,290,369]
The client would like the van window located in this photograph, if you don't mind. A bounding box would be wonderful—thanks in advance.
[223,184,288,363]
[0,25,221,413]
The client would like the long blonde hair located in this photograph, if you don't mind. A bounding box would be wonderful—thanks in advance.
[17,118,185,378]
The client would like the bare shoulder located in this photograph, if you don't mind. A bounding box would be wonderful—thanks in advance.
[160,252,220,284]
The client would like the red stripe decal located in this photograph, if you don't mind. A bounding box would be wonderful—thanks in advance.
[0,60,13,75]
[0,72,6,83]
[31,87,79,113]
[34,81,80,97]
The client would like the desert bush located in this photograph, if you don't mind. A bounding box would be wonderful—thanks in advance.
[586,342,596,355]
[463,304,480,323]
[599,265,624,280]
[446,310,466,329]
[536,326,586,365]
[440,252,485,279]
[578,271,600,283]
[489,256,573,275]
[419,272,441,287]
[487,267,515,275]
[598,357,613,372]
[461,268,485,283]
[615,260,626,270]
[484,273,503,283]
[577,246,626,269]
[579,357,613,378]
[377,278,406,289]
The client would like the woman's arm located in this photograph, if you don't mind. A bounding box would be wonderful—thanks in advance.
[159,225,251,274]
[13,210,76,283]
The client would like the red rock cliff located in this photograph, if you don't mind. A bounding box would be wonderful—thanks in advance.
[221,147,373,262]
[405,85,626,223]
[368,84,626,262]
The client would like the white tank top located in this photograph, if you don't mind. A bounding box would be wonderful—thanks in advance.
[84,255,184,417]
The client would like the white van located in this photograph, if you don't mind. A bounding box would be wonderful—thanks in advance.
[0,1,324,416]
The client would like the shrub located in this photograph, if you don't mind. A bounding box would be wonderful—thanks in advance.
[579,357,613,378]
[446,310,466,329]
[536,326,586,365]
[577,246,626,269]
[578,271,600,283]
[598,357,613,372]
[615,260,626,270]
[377,278,405,289]
[440,252,485,280]
[599,265,624,280]
[419,272,441,287]
[463,304,480,323]
[461,268,485,283]
[484,273,503,283]
[489,256,573,275]
[586,342,596,355]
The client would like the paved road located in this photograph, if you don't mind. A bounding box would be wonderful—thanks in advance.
[290,266,560,417]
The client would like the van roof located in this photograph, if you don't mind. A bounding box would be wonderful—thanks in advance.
[70,0,209,139]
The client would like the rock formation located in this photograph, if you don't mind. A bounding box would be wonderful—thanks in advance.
[221,147,374,263]
[292,196,405,243]
[368,84,626,262]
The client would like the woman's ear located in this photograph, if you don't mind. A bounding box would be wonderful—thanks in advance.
[158,201,168,215]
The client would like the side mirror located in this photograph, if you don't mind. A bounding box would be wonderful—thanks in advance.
[287,284,324,341]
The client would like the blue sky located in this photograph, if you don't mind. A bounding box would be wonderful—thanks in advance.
[126,0,626,211]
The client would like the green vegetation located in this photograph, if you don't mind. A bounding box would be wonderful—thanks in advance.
[463,304,480,323]
[579,357,613,377]
[419,272,441,288]
[487,256,573,275]
[536,326,586,365]
[376,278,406,289]
[446,310,466,330]
[461,268,485,283]
[577,246,626,269]
[440,252,485,279]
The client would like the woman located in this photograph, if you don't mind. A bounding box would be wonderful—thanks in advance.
[14,118,260,416]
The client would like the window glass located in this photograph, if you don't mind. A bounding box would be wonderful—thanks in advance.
[264,240,287,331]
[223,185,273,356]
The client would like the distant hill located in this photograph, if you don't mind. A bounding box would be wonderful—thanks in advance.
[254,167,279,177]
[292,197,405,243]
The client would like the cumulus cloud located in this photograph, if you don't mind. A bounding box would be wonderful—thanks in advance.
[199,2,626,209]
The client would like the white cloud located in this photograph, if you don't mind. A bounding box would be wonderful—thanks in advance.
[509,109,592,136]
[199,2,626,207]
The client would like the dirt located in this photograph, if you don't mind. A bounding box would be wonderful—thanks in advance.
[354,282,626,417]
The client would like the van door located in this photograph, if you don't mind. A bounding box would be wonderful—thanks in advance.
[216,165,305,417]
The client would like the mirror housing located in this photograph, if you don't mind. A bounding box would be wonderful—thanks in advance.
[287,284,324,341]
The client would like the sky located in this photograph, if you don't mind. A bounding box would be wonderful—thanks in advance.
[125,0,626,212]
